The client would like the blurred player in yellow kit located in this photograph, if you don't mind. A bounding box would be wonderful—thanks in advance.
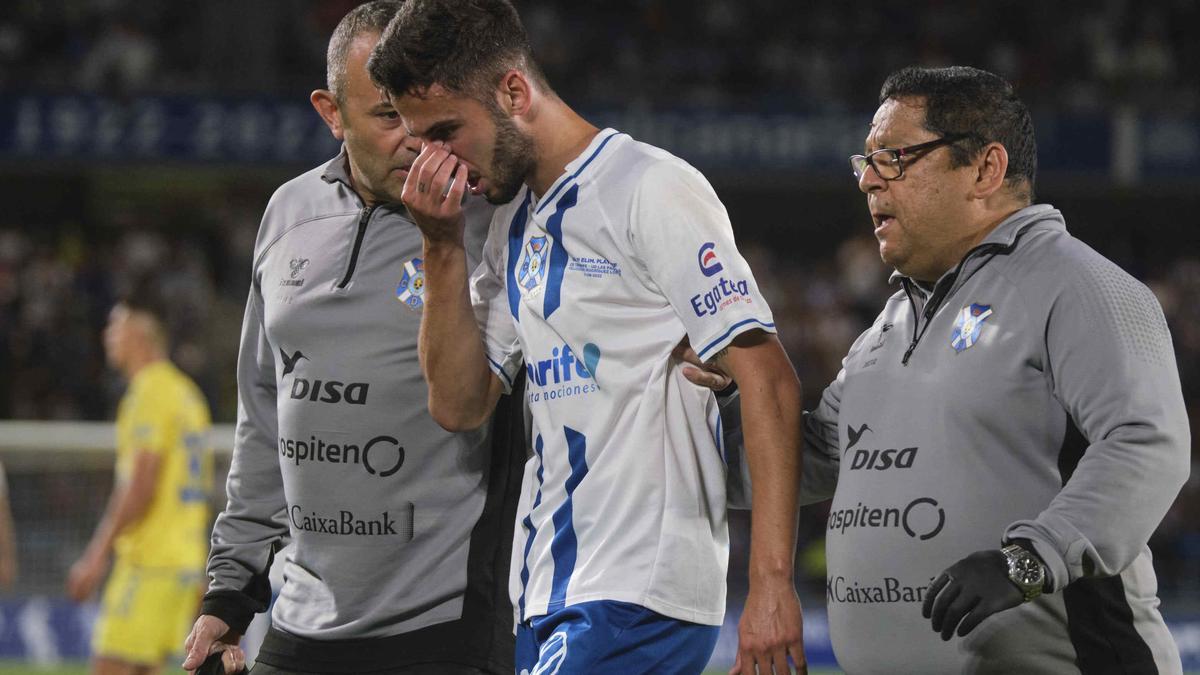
[67,286,214,675]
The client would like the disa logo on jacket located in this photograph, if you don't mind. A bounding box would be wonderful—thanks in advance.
[278,347,370,405]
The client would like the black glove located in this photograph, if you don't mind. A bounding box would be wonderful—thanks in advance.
[922,549,1024,640]
[196,651,249,675]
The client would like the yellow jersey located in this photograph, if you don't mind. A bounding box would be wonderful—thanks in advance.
[113,360,213,569]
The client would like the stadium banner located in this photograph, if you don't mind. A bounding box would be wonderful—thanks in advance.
[0,93,342,165]
[1140,114,1200,177]
[0,94,1123,173]
[1,598,1198,669]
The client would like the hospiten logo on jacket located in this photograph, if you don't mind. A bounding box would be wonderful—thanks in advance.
[950,303,993,353]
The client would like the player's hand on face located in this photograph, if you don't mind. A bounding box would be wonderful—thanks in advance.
[672,338,732,391]
[182,614,239,673]
[732,580,807,675]
[401,140,469,246]
[922,549,1024,640]
[65,552,106,601]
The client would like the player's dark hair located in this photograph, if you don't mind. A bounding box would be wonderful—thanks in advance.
[327,1,404,104]
[118,276,169,330]
[880,66,1037,203]
[367,0,551,103]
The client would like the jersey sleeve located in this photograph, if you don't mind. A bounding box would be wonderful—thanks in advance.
[469,208,524,393]
[717,305,891,511]
[629,160,775,362]
[203,256,290,633]
[1004,256,1190,591]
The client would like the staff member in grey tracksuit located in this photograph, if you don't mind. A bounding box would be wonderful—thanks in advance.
[181,4,524,674]
[809,66,1188,674]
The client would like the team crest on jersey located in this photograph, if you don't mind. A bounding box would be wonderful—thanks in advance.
[518,236,551,293]
[950,303,993,353]
[395,258,425,310]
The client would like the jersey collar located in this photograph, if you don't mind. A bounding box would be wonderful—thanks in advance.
[531,128,623,216]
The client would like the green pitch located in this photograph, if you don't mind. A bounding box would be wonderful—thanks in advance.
[6,663,1191,675]
[0,664,845,675]
[0,665,848,675]
[0,661,755,674]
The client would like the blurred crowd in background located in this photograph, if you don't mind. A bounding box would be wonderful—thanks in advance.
[2,0,1197,112]
[0,0,1197,610]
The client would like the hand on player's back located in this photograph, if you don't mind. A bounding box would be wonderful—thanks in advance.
[672,338,733,391]
[402,141,469,247]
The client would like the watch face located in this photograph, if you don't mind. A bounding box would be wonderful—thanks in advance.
[1012,553,1043,586]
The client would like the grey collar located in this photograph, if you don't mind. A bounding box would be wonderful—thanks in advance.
[320,146,353,188]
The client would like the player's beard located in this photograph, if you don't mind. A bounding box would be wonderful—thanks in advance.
[484,106,536,205]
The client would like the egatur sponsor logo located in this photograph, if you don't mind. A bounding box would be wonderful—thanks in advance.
[690,276,753,317]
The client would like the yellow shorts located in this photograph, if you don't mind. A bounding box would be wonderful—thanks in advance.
[92,561,204,666]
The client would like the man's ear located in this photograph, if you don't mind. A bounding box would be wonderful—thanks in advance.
[497,69,533,117]
[973,142,1009,199]
[311,89,345,141]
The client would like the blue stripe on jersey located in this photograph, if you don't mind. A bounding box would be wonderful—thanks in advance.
[506,190,533,319]
[543,184,579,319]
[518,434,547,617]
[486,355,513,389]
[696,318,777,361]
[535,131,621,216]
[547,426,589,612]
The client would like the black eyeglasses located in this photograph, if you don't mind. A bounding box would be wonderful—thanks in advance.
[849,134,967,181]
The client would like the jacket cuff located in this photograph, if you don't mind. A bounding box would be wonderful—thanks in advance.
[200,590,261,636]
[1004,523,1070,594]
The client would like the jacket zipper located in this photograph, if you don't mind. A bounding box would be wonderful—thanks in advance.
[337,205,377,289]
[901,282,922,365]
[900,243,1004,365]
[901,280,950,365]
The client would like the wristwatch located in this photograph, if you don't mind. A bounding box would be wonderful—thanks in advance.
[1001,543,1046,602]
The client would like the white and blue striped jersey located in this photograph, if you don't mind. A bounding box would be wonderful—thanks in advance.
[470,129,776,626]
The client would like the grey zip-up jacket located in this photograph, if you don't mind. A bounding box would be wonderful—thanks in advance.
[802,204,1189,674]
[201,151,523,673]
